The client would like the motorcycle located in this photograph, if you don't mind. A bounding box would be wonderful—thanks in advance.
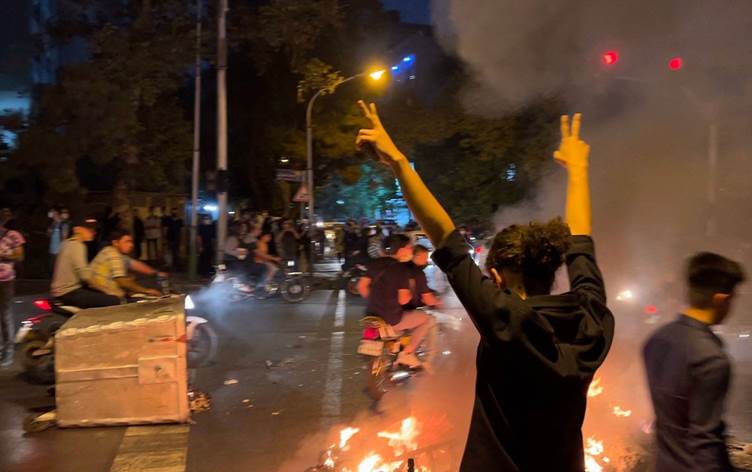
[212,259,311,303]
[357,310,437,401]
[16,292,217,384]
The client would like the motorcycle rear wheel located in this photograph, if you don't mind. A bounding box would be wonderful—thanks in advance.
[21,339,55,385]
[188,323,219,368]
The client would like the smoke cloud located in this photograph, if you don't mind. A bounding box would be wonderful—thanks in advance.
[432,0,752,465]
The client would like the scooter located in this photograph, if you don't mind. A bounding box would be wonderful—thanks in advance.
[212,260,311,303]
[16,292,217,384]
[357,310,437,401]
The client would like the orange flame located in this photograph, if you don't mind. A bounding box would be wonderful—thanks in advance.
[376,417,420,457]
[584,436,605,472]
[587,377,604,397]
[357,453,403,472]
[612,405,632,417]
[340,427,361,450]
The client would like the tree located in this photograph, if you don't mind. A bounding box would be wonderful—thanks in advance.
[13,0,196,199]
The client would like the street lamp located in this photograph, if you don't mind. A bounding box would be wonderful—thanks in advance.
[305,68,385,225]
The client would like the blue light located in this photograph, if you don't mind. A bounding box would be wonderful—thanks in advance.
[505,164,517,182]
[203,204,218,212]
[336,200,345,205]
[403,56,413,63]
[391,65,399,72]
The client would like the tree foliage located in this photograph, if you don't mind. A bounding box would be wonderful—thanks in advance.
[13,0,196,197]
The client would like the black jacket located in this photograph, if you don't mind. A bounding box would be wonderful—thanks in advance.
[432,231,614,472]
[643,315,734,472]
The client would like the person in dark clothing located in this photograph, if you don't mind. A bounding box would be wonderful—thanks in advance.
[356,102,614,471]
[198,214,216,277]
[132,208,145,260]
[343,220,362,270]
[165,208,183,269]
[402,244,440,310]
[643,252,746,472]
[359,234,436,369]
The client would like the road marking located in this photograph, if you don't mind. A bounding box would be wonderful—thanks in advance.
[334,289,347,328]
[110,424,189,472]
[321,290,347,425]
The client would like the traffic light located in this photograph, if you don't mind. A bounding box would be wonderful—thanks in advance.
[667,56,683,71]
[601,51,619,66]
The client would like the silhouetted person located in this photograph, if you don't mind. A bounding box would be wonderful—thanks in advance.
[643,252,746,472]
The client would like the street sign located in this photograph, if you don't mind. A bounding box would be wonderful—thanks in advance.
[276,169,304,182]
[293,184,310,203]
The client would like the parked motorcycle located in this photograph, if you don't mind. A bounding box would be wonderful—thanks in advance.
[16,293,217,384]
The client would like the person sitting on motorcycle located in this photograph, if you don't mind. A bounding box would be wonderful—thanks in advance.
[51,217,123,308]
[358,234,435,369]
[89,228,165,299]
[403,244,441,310]
[255,233,281,285]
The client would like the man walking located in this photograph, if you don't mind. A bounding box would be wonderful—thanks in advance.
[165,208,183,269]
[0,210,25,368]
[144,207,161,262]
[643,252,746,472]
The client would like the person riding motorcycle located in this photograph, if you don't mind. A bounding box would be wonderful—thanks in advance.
[51,217,122,308]
[403,244,441,310]
[89,228,166,299]
[358,234,435,369]
[224,223,268,290]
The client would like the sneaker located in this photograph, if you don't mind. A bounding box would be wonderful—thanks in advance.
[396,351,422,369]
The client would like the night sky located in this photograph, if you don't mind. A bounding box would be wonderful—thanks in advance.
[381,0,431,24]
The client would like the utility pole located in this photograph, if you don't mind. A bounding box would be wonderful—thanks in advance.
[189,0,202,280]
[216,0,228,264]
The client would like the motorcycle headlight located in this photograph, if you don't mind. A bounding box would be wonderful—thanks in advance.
[184,295,195,311]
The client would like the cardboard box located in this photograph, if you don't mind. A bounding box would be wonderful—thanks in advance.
[55,297,189,427]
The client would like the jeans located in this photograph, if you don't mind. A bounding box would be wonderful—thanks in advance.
[391,310,437,358]
[58,287,121,309]
[0,282,15,362]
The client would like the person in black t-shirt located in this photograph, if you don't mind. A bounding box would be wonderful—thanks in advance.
[356,102,613,472]
[358,234,435,369]
[403,244,441,310]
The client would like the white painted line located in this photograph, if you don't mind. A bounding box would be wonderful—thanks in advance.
[110,424,189,472]
[334,289,346,328]
[321,331,344,420]
[321,290,348,424]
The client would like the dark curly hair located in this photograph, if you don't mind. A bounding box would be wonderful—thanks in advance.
[485,218,571,296]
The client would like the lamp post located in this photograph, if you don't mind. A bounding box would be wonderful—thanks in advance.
[188,0,202,280]
[305,69,385,225]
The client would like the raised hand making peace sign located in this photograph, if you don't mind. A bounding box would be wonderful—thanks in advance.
[554,113,590,170]
[355,100,405,166]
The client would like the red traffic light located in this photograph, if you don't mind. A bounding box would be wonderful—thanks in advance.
[668,56,683,71]
[601,51,619,66]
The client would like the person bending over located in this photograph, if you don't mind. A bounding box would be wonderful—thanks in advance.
[90,229,166,299]
[356,102,614,471]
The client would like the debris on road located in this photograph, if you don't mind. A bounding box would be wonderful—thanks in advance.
[224,378,239,385]
[272,410,283,416]
[188,389,212,412]
[265,360,274,369]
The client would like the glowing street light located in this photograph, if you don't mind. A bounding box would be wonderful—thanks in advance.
[369,69,386,81]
